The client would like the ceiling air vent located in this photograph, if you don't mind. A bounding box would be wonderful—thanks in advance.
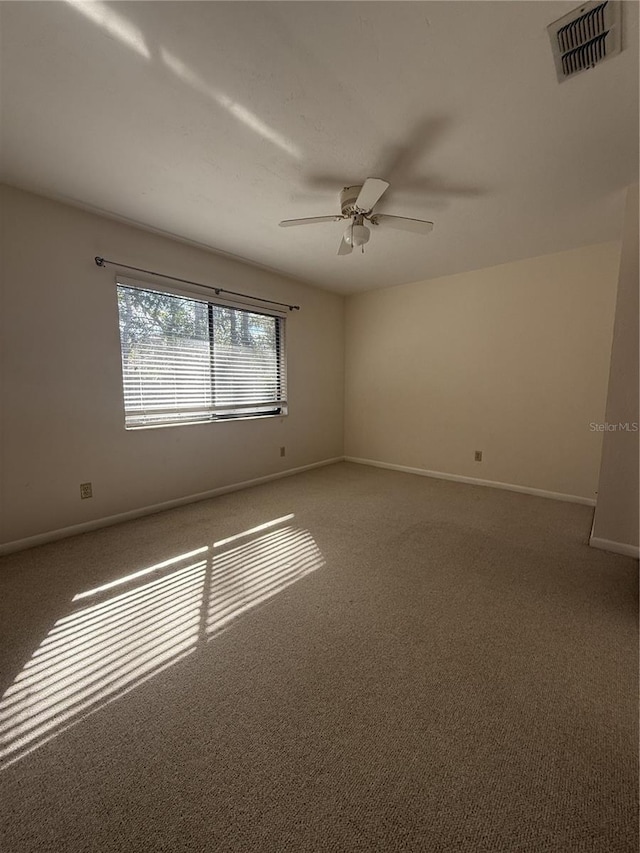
[547,0,622,82]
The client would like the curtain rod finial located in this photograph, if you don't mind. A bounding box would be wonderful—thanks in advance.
[95,257,105,267]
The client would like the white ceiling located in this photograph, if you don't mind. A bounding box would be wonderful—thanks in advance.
[1,1,638,294]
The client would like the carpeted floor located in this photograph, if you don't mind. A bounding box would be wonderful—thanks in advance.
[0,462,637,852]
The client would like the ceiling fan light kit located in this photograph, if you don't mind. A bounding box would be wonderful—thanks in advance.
[279,177,434,256]
[344,217,370,250]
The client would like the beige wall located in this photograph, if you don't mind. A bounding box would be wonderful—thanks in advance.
[345,242,621,500]
[0,185,344,545]
[591,184,639,551]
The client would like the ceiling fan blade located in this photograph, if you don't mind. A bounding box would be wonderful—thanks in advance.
[371,214,434,234]
[355,178,390,212]
[279,216,342,227]
[337,235,352,255]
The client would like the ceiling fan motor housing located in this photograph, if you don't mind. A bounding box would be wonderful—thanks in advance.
[340,185,367,215]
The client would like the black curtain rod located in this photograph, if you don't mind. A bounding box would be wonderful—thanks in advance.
[94,257,300,311]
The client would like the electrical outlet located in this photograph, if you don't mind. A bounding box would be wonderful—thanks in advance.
[80,482,93,499]
[474,451,483,462]
[280,446,286,458]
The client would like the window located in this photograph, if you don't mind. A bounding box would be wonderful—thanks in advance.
[116,282,287,428]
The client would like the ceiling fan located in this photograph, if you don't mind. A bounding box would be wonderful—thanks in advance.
[278,178,434,255]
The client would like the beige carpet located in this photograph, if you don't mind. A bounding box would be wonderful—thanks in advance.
[0,462,637,852]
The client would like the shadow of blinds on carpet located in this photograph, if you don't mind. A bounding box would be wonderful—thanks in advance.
[0,516,324,769]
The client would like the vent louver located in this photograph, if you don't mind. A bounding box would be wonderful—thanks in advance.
[548,1,622,81]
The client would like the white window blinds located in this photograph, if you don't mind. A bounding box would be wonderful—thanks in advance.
[117,284,287,428]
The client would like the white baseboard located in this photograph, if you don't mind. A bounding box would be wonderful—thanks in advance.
[589,536,640,559]
[345,456,596,506]
[0,457,345,556]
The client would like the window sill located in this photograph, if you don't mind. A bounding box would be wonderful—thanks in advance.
[124,411,288,431]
